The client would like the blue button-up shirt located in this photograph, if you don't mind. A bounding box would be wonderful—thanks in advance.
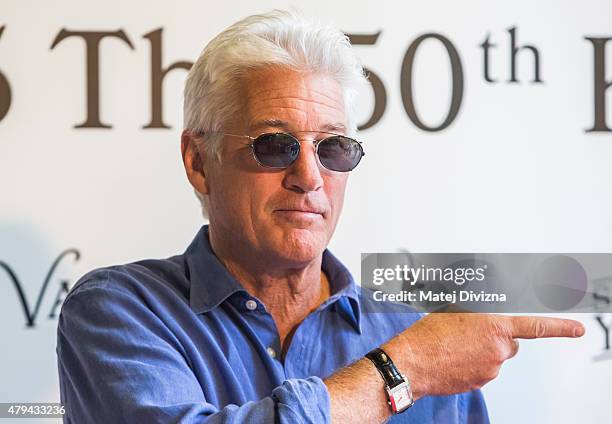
[57,225,488,423]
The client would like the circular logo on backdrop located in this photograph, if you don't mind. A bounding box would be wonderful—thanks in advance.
[533,255,588,311]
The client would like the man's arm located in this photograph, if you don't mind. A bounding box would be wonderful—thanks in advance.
[325,312,584,423]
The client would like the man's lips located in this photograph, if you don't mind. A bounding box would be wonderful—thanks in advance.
[275,209,323,215]
[273,207,326,218]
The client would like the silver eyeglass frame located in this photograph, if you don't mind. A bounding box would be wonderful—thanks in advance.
[199,130,365,172]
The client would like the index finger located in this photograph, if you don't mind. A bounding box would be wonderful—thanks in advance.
[508,316,585,339]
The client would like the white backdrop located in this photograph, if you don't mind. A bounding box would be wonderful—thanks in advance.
[1,0,611,422]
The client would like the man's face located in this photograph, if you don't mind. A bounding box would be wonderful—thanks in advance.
[204,67,349,266]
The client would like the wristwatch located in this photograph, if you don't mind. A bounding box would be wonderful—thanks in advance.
[365,348,414,414]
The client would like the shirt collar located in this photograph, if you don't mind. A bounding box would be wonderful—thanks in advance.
[185,225,362,333]
[320,248,362,333]
[186,225,247,314]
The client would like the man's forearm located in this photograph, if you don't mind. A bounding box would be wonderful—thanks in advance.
[325,357,392,423]
[325,312,585,424]
[324,350,426,424]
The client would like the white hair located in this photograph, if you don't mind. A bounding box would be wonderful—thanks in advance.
[183,9,368,218]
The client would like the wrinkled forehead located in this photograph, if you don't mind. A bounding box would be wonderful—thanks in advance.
[234,67,347,135]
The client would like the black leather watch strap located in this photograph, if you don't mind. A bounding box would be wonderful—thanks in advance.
[365,348,404,389]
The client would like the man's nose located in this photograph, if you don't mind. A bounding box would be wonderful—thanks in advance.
[282,142,324,193]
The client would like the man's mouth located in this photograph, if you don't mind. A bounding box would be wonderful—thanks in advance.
[275,209,322,215]
[273,207,325,220]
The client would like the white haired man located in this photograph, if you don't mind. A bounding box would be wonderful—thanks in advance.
[57,11,584,423]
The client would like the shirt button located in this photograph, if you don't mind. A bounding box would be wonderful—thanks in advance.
[266,347,277,358]
[245,300,257,311]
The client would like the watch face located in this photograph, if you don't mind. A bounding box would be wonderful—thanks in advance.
[389,383,413,413]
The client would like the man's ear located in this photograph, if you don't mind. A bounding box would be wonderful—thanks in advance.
[181,130,210,195]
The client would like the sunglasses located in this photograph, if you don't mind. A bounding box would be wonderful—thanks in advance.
[218,131,365,172]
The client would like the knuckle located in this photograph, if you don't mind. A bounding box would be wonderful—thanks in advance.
[493,348,506,365]
[488,367,500,381]
[484,346,505,367]
[534,320,546,338]
[509,340,520,358]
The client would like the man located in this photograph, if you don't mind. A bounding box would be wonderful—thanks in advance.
[57,10,584,423]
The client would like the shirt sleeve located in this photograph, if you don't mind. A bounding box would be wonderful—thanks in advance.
[56,276,331,424]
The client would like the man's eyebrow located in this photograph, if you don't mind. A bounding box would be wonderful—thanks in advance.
[321,123,347,133]
[250,119,290,132]
[249,119,347,133]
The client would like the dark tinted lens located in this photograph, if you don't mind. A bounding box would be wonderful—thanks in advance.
[317,136,364,172]
[252,133,300,168]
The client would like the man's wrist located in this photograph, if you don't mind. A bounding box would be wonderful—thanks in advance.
[381,336,427,402]
[365,348,414,414]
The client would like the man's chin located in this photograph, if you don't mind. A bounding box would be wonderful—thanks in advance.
[267,227,328,265]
